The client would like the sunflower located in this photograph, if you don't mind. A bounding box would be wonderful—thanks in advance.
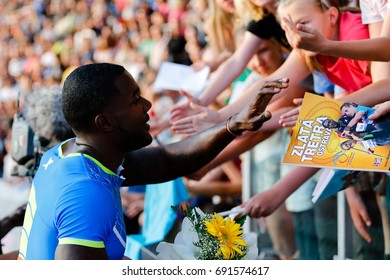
[205,214,247,259]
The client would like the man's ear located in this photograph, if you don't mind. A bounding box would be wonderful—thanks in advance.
[95,114,114,132]
[327,6,339,26]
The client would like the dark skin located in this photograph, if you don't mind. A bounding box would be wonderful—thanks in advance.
[0,205,26,260]
[54,71,289,259]
[0,204,26,241]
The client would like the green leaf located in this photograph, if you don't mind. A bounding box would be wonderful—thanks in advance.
[234,214,247,227]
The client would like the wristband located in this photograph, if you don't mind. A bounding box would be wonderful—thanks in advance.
[226,116,242,137]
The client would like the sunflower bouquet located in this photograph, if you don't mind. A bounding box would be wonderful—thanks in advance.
[156,206,258,260]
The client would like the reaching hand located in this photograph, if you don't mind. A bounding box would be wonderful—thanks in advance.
[241,188,284,218]
[228,78,289,134]
[281,15,327,53]
[170,90,202,122]
[191,60,209,72]
[279,98,303,127]
[125,199,145,219]
[149,117,169,138]
[345,188,372,243]
[170,102,220,135]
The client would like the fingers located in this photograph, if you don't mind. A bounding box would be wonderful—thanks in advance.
[257,110,272,122]
[368,111,381,120]
[279,115,298,128]
[251,110,272,124]
[179,89,200,104]
[261,78,290,90]
[247,111,272,132]
[243,204,262,219]
[281,15,297,33]
[280,105,301,119]
[178,89,191,99]
[170,118,197,135]
[251,86,282,117]
[279,106,301,127]
[170,104,189,121]
[170,92,202,122]
[369,102,390,120]
[243,80,288,130]
[241,203,257,218]
[354,212,372,243]
[293,97,304,106]
[359,209,372,228]
[296,23,315,34]
[191,61,206,72]
[171,121,194,131]
[189,102,208,114]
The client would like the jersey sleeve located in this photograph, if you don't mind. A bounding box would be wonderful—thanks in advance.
[55,182,117,248]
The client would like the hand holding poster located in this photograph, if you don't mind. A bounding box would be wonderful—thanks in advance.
[283,93,390,172]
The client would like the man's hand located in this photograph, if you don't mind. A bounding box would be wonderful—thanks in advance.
[228,78,289,134]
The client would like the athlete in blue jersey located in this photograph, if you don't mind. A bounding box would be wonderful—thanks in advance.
[18,63,287,259]
[18,141,126,260]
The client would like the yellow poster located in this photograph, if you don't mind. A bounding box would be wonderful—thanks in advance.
[283,93,390,171]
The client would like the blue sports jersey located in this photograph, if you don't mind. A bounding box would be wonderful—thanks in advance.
[18,140,126,260]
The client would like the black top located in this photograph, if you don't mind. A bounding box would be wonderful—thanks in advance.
[247,13,290,50]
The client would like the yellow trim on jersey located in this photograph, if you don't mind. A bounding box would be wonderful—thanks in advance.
[58,140,117,176]
[19,185,37,258]
[83,154,116,176]
[59,238,105,248]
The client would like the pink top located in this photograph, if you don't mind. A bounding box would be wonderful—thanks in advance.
[317,12,371,93]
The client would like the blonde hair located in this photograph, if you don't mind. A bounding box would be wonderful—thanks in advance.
[204,0,238,54]
[234,0,269,26]
[277,0,358,72]
[277,0,354,12]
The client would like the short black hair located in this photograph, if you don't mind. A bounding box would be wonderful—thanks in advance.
[340,102,358,111]
[62,63,126,132]
[322,118,335,128]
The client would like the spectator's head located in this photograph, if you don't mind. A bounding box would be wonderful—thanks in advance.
[247,38,285,76]
[340,102,358,117]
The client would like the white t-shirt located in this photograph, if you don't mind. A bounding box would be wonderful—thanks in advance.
[360,0,389,24]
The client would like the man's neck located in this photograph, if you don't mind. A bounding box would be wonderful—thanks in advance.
[64,138,123,174]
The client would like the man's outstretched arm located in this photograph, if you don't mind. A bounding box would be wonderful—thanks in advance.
[122,80,289,186]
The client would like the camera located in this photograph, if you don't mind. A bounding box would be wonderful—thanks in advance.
[10,113,43,177]
[10,86,74,178]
